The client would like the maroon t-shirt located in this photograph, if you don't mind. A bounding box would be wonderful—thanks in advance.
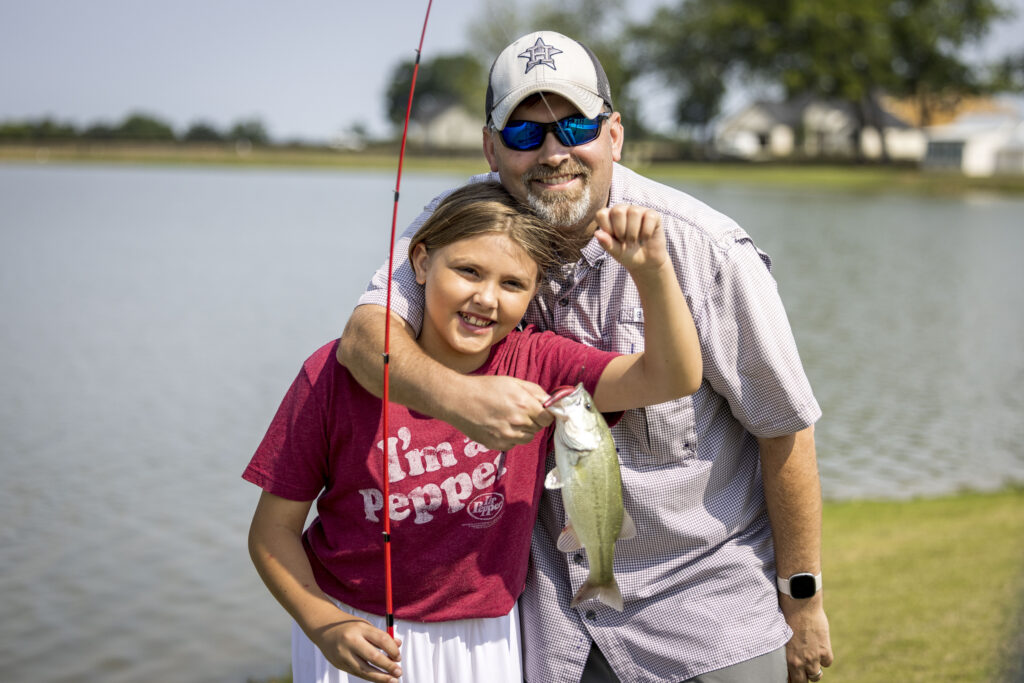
[243,325,617,621]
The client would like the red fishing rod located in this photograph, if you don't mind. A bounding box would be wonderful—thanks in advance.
[381,0,433,639]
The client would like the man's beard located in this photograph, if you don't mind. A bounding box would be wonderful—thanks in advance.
[521,160,593,233]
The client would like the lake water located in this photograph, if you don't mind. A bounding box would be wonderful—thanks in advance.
[1,162,1022,682]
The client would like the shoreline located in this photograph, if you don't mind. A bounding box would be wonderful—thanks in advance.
[4,142,1024,197]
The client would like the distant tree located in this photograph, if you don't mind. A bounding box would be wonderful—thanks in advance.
[115,112,176,141]
[34,118,79,140]
[631,0,1013,145]
[183,121,224,143]
[227,118,269,145]
[0,118,77,142]
[0,121,34,142]
[992,48,1024,93]
[81,122,118,140]
[385,53,486,128]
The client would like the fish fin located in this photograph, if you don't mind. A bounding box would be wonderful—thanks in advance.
[556,524,582,552]
[569,577,624,612]
[544,467,564,490]
[618,508,637,541]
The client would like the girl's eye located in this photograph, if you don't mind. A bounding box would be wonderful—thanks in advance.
[456,266,479,277]
[503,279,527,290]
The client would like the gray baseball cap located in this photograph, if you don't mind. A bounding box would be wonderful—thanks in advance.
[485,31,613,130]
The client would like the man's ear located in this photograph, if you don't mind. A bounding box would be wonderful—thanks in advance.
[411,243,430,285]
[482,126,500,172]
[607,112,624,163]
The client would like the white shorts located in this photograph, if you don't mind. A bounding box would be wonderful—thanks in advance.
[291,599,522,683]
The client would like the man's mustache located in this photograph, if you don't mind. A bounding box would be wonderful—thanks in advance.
[522,160,591,185]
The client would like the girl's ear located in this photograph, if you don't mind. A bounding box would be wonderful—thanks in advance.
[411,243,430,285]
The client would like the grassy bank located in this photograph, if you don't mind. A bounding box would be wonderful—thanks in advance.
[823,488,1024,682]
[0,142,490,177]
[251,488,1024,682]
[5,142,1024,196]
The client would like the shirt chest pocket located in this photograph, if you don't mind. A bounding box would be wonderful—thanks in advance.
[614,399,697,468]
[642,397,698,465]
[610,305,699,467]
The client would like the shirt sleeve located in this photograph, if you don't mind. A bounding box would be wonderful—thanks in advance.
[242,364,332,501]
[699,238,821,438]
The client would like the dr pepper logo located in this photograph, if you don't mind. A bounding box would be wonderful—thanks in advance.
[467,493,505,521]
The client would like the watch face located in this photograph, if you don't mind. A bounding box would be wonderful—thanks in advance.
[789,573,818,599]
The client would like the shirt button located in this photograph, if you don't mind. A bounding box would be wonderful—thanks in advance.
[585,610,597,621]
[559,298,569,306]
[573,553,584,565]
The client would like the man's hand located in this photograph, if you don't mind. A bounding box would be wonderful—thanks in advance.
[312,618,403,683]
[443,374,553,451]
[780,595,833,683]
[759,427,834,683]
[339,306,552,451]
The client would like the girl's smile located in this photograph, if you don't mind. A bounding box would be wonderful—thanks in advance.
[412,231,540,373]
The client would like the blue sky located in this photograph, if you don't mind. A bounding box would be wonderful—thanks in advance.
[2,0,1021,143]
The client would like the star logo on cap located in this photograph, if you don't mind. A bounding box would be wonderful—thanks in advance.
[518,37,562,73]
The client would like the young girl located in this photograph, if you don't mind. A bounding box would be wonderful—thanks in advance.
[244,182,701,683]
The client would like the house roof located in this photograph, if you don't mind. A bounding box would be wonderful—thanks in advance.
[927,113,1024,143]
[731,93,913,130]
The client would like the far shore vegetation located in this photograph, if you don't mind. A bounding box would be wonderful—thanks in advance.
[4,111,1024,196]
[4,140,1024,198]
[248,488,1024,683]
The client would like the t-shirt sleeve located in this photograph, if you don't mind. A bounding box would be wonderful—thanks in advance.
[513,327,621,417]
[699,239,821,437]
[242,362,333,501]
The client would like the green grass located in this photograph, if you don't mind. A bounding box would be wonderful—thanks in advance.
[636,159,1024,196]
[822,488,1024,682]
[250,489,1024,682]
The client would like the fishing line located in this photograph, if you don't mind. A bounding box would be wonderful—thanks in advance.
[381,0,433,639]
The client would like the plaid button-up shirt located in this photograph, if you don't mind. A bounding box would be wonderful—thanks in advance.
[358,164,821,682]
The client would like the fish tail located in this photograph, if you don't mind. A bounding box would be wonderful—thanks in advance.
[570,577,624,612]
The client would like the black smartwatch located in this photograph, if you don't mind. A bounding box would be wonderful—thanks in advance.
[777,572,822,599]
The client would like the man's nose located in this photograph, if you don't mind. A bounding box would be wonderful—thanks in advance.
[536,129,572,166]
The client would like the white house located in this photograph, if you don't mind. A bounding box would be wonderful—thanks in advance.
[406,104,481,151]
[715,96,926,162]
[923,114,1024,176]
[714,98,805,160]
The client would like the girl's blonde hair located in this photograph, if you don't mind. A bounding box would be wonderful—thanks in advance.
[408,182,561,273]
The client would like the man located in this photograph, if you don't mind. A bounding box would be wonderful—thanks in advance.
[339,30,833,683]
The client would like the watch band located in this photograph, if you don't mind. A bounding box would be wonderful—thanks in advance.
[777,572,822,599]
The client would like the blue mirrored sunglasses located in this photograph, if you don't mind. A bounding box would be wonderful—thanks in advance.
[499,113,610,152]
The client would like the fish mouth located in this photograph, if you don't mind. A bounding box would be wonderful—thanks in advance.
[544,384,579,408]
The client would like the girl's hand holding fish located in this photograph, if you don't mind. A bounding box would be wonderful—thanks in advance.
[593,205,669,276]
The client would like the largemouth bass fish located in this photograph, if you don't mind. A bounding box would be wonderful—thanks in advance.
[544,383,636,611]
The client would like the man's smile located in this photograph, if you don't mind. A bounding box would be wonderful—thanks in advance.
[533,173,580,188]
